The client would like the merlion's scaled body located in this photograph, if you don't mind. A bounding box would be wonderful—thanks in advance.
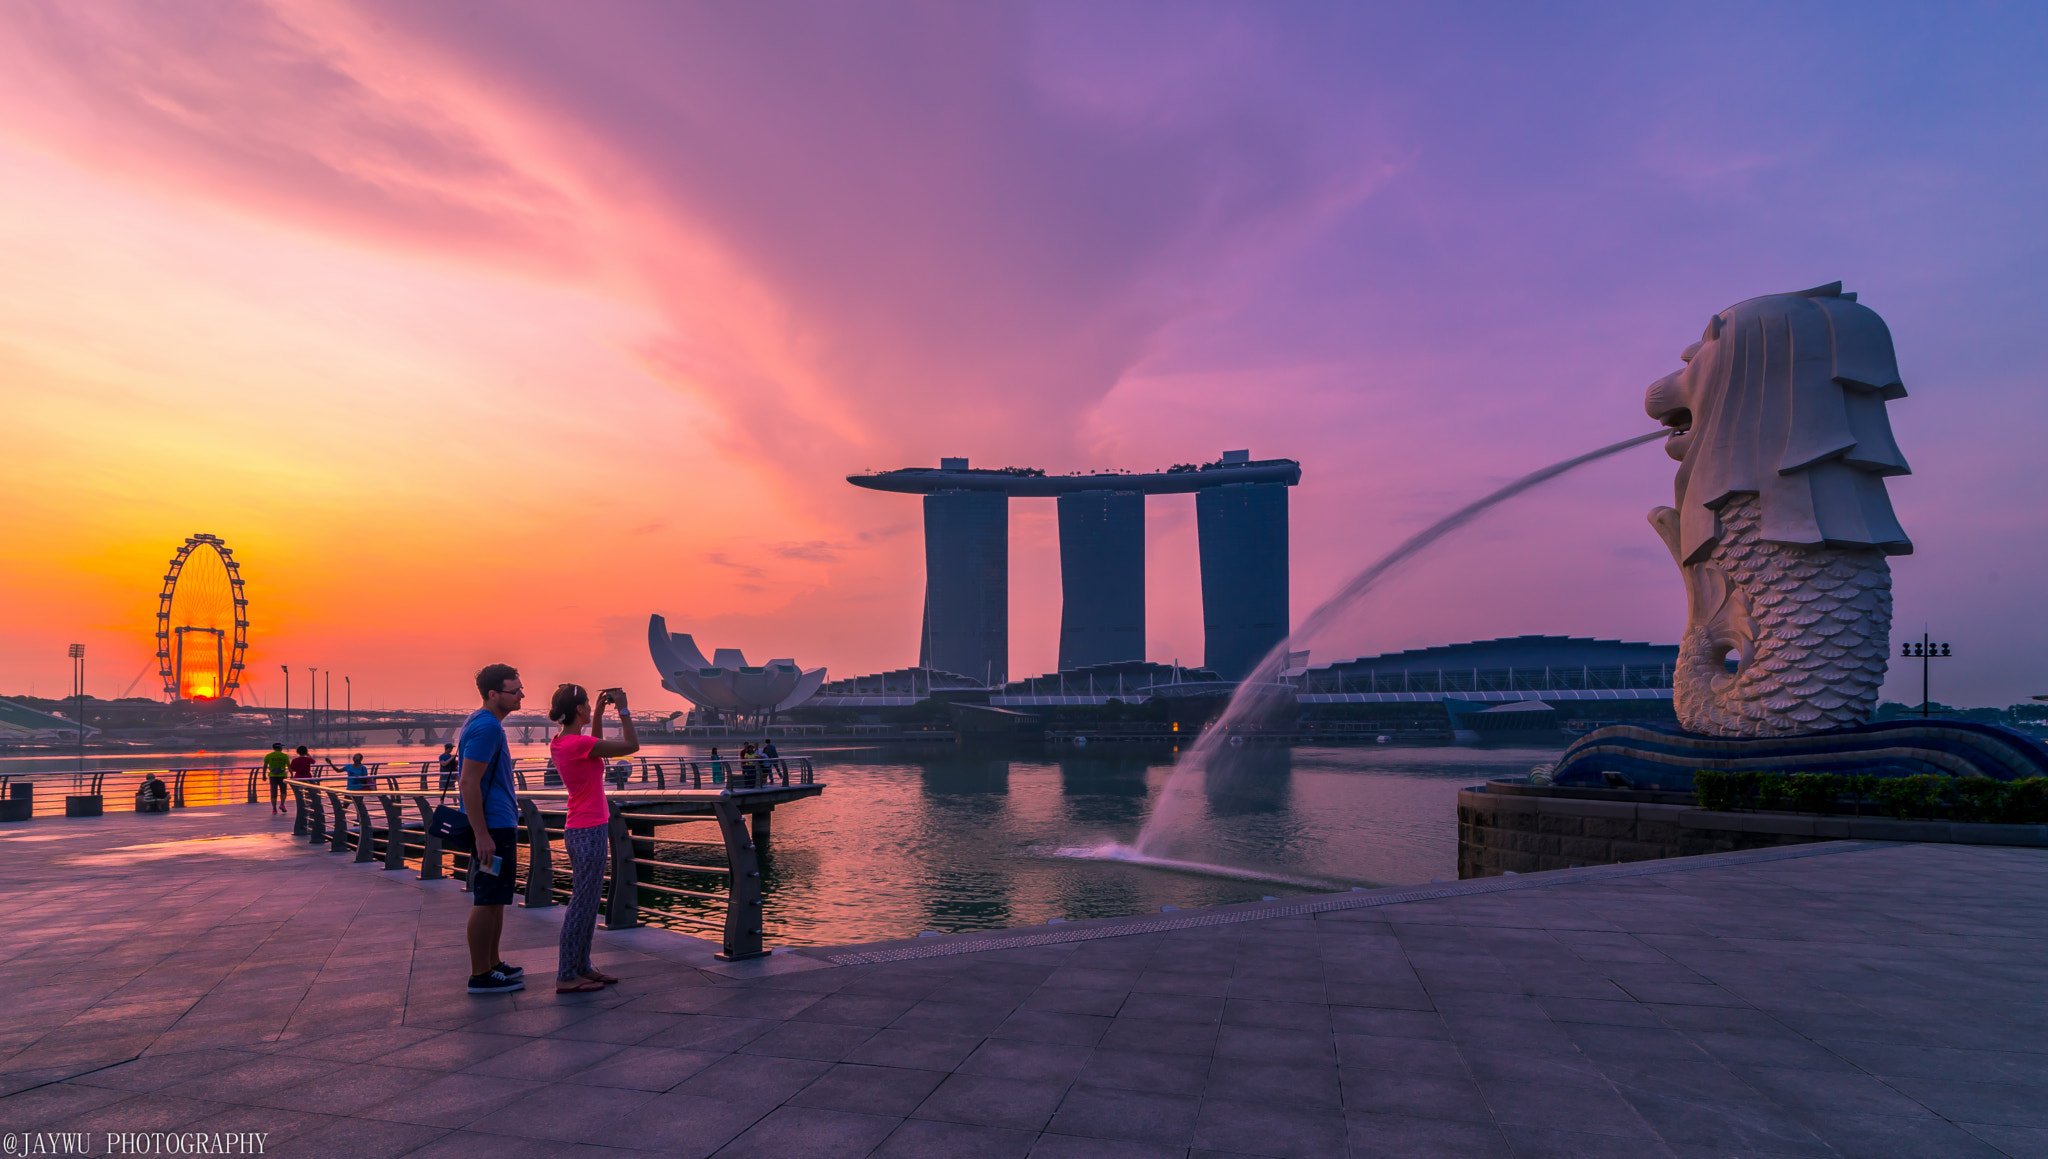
[1654,498,1891,735]
[1643,283,1912,738]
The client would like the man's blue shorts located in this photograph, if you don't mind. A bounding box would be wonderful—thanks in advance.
[471,827,519,906]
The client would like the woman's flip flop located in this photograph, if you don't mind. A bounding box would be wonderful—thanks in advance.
[556,978,607,994]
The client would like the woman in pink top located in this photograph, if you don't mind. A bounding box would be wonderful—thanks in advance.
[547,683,639,994]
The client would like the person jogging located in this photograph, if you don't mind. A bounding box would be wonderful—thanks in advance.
[459,664,526,995]
[263,743,289,813]
[546,684,638,994]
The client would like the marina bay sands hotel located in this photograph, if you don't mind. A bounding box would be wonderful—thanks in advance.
[847,451,1300,685]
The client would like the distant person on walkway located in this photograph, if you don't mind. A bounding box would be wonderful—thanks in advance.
[437,743,459,797]
[288,745,314,780]
[708,747,724,784]
[137,772,170,812]
[762,738,778,761]
[547,684,639,994]
[328,753,372,791]
[459,663,526,995]
[263,743,289,813]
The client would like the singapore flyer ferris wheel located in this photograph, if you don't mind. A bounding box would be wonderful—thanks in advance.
[156,533,249,702]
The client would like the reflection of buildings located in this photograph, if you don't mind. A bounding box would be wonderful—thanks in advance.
[849,450,1300,683]
[1201,745,1294,817]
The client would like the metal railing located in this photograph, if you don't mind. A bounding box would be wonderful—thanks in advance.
[0,765,392,817]
[499,755,813,793]
[0,754,816,819]
[281,779,789,961]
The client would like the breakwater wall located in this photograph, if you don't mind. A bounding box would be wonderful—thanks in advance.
[1457,781,2048,878]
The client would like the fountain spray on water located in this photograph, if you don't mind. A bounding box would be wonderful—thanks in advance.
[1052,428,1671,880]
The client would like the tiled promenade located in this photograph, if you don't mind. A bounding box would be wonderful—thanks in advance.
[1,809,2044,1158]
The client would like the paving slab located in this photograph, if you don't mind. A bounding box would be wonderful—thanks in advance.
[2,806,2045,1157]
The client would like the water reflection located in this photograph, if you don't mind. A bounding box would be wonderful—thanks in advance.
[918,756,1011,797]
[1201,745,1294,818]
[1058,756,1153,800]
[15,739,1563,946]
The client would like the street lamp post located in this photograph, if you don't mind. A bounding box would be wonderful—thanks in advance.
[281,665,291,745]
[69,643,85,778]
[344,675,351,748]
[307,668,318,752]
[1901,634,1953,718]
[324,670,332,751]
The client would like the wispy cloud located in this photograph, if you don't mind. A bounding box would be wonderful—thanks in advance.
[768,526,911,562]
[770,541,842,563]
[703,553,764,579]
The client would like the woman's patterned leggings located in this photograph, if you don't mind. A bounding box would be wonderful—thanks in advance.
[558,824,608,981]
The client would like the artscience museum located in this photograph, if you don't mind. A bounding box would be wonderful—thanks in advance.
[646,614,827,721]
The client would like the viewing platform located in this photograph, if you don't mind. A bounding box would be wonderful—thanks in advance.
[2,801,2042,1157]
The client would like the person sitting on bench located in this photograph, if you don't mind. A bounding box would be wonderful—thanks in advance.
[136,773,171,812]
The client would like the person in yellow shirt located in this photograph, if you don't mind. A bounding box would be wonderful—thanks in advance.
[263,742,290,814]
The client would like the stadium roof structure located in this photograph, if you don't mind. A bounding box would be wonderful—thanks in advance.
[0,698,99,739]
[1297,635,1680,705]
[1313,635,1678,673]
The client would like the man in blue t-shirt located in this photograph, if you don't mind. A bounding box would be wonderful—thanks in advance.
[460,663,527,994]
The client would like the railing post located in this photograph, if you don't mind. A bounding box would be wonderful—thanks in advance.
[246,767,258,805]
[352,795,376,862]
[410,795,443,880]
[521,798,554,908]
[307,785,327,844]
[172,769,187,808]
[291,782,309,835]
[603,801,639,929]
[328,791,350,853]
[379,795,407,870]
[713,798,766,961]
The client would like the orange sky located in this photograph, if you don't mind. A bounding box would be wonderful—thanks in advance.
[4,3,2044,710]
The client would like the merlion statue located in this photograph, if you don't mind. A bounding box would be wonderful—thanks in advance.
[1643,282,1911,737]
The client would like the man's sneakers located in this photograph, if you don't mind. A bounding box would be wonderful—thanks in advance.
[494,962,524,979]
[467,968,524,995]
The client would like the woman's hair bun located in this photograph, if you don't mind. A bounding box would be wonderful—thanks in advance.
[548,683,588,724]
